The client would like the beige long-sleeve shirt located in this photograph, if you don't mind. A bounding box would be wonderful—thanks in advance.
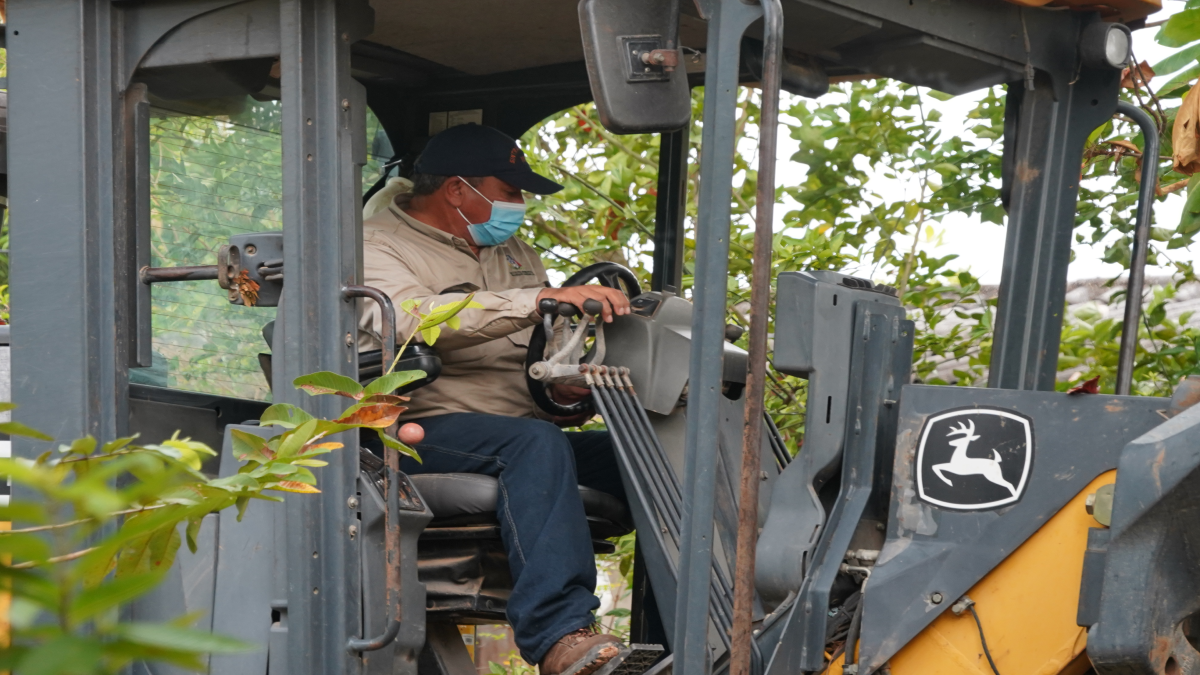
[357,195,548,420]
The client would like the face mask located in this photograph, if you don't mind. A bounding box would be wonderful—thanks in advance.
[457,178,527,246]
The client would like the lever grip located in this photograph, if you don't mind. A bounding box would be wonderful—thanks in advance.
[538,298,559,316]
[582,299,603,317]
[557,302,580,318]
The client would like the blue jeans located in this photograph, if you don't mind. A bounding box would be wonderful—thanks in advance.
[400,413,626,664]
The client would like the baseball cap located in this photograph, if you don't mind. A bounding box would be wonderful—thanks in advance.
[414,123,564,195]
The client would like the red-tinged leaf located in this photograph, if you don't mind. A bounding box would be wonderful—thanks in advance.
[301,442,343,455]
[271,481,321,494]
[230,429,274,462]
[1068,376,1101,395]
[334,404,405,428]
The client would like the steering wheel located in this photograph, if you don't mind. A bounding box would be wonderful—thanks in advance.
[525,262,642,417]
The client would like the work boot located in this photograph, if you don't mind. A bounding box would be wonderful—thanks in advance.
[539,628,625,675]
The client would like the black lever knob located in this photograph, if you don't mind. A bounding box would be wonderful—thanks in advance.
[582,299,603,317]
[539,298,559,316]
[558,302,579,318]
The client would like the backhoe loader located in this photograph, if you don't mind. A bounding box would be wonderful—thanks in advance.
[2,0,1189,673]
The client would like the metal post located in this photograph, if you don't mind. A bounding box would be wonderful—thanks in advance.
[988,68,1120,390]
[1113,101,1159,396]
[731,0,782,673]
[8,0,127,452]
[675,1,762,673]
[652,126,689,293]
[278,1,372,674]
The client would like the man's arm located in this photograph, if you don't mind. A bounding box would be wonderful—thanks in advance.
[360,240,544,352]
[360,238,632,352]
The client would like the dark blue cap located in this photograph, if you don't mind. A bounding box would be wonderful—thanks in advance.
[414,124,563,195]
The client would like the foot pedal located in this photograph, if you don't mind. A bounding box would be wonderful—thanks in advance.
[593,644,665,675]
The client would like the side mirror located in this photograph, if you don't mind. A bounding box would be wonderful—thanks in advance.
[578,0,691,134]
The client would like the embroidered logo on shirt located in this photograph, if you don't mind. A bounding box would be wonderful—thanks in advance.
[506,253,533,276]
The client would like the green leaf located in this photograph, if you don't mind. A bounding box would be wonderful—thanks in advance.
[420,324,442,345]
[926,90,956,101]
[70,571,165,625]
[1160,9,1200,48]
[0,402,16,413]
[292,371,364,398]
[116,523,182,579]
[363,370,426,396]
[417,295,484,332]
[101,435,138,454]
[0,420,53,441]
[260,403,316,428]
[1180,174,1200,236]
[236,495,251,521]
[276,419,320,459]
[58,436,97,456]
[1154,42,1200,76]
[17,636,104,675]
[118,621,253,654]
[185,517,204,554]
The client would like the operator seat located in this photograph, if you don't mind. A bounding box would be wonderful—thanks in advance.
[359,452,632,621]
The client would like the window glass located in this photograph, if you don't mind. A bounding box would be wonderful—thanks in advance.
[145,97,390,400]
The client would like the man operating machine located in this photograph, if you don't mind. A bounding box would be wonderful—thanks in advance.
[357,122,635,675]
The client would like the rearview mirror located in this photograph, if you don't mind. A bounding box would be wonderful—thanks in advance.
[579,0,691,134]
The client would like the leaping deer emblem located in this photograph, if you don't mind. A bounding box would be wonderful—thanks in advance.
[931,420,1018,497]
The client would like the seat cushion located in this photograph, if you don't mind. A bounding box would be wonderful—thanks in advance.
[408,473,632,538]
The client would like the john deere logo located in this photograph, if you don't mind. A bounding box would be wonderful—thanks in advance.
[915,408,1033,511]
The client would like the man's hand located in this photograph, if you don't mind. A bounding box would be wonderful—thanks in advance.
[550,384,591,404]
[549,384,593,427]
[537,286,631,323]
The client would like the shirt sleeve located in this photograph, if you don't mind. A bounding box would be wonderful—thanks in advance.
[357,234,543,353]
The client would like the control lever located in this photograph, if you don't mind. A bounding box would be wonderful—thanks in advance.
[582,299,606,365]
[258,258,284,282]
[528,297,607,386]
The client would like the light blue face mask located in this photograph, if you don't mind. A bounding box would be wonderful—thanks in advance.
[457,178,526,246]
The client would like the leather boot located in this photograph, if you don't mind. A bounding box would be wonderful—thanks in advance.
[539,628,625,675]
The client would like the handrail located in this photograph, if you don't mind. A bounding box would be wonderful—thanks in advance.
[342,284,402,654]
[1113,102,1160,396]
[342,284,396,377]
[139,264,219,284]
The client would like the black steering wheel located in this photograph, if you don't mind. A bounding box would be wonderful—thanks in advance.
[525,262,642,418]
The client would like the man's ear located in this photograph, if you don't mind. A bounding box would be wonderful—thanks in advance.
[443,177,467,208]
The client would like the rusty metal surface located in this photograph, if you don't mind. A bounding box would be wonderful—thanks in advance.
[730,0,782,673]
[1169,376,1200,417]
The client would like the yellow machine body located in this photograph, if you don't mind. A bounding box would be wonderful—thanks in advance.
[823,471,1115,675]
